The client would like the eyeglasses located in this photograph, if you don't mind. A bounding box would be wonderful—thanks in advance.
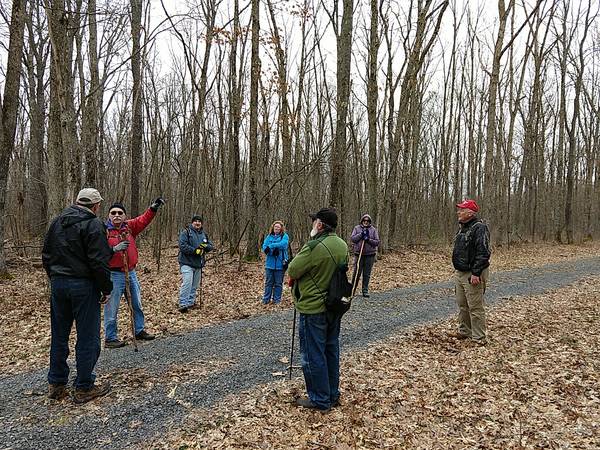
[110,210,124,216]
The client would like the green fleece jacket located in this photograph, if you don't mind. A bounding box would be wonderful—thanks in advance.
[287,231,349,314]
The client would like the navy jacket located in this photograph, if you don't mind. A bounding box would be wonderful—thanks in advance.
[178,226,214,269]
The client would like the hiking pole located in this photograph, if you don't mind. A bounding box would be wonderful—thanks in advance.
[198,264,204,308]
[120,232,138,352]
[288,307,297,380]
[351,240,366,298]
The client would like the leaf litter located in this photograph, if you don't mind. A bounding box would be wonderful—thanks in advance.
[155,275,600,449]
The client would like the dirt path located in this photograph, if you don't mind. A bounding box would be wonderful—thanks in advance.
[1,256,599,449]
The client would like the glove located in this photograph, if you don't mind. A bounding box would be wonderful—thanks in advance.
[150,197,165,211]
[112,240,130,252]
[361,229,369,240]
[264,246,271,255]
[99,294,109,305]
[195,248,204,255]
[272,248,280,257]
[199,241,208,248]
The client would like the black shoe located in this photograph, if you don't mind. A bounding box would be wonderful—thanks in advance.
[105,339,127,349]
[295,396,330,412]
[178,306,189,313]
[135,330,155,341]
[362,292,370,298]
[48,383,67,400]
[331,397,341,408]
[72,382,111,404]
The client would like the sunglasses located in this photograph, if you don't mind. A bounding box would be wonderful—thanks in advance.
[110,210,124,216]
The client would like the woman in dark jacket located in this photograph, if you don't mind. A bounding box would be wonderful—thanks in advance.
[177,215,214,312]
[350,213,380,297]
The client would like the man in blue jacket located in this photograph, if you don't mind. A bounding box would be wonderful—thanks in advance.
[177,215,214,312]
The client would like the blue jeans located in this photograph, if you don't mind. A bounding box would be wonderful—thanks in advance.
[263,269,284,304]
[104,270,145,341]
[48,276,101,390]
[179,265,202,307]
[298,311,342,409]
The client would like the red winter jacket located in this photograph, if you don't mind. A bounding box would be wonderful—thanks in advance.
[106,208,156,271]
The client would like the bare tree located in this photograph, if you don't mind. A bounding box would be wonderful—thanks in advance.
[0,0,26,274]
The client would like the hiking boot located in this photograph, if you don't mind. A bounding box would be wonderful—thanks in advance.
[295,396,330,412]
[105,339,127,349]
[362,292,370,298]
[331,397,341,408]
[48,383,67,400]
[135,330,155,341]
[447,331,470,340]
[178,306,189,313]
[72,382,111,404]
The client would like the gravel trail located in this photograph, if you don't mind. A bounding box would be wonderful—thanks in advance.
[2,256,599,449]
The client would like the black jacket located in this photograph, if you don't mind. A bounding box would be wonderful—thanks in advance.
[452,218,491,276]
[42,205,113,294]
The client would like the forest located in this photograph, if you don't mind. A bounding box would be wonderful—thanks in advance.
[0,0,598,275]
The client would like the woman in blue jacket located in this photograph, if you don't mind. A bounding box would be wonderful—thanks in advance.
[178,215,214,312]
[261,221,289,304]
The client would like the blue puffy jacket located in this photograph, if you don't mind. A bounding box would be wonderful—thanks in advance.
[262,232,289,270]
[178,226,214,269]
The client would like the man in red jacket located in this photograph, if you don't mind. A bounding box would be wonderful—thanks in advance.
[103,197,164,348]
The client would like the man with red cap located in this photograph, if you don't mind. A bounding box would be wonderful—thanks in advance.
[450,199,491,345]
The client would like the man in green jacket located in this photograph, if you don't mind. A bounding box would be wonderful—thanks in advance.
[287,207,348,411]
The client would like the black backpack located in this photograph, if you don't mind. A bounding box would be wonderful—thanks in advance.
[313,239,353,316]
[325,261,353,315]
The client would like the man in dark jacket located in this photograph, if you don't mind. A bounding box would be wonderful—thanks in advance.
[450,199,491,345]
[42,188,113,403]
[177,215,214,312]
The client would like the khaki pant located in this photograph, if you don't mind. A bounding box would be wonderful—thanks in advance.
[454,268,489,343]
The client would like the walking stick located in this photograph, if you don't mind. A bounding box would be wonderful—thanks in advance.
[120,232,138,352]
[198,264,204,308]
[288,307,297,380]
[351,240,366,297]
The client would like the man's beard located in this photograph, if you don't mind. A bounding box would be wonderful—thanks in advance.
[310,227,318,237]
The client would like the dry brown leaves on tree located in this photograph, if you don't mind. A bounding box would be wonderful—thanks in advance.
[156,276,600,450]
[0,241,598,376]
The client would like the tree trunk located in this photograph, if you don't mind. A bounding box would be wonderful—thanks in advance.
[245,0,261,260]
[0,0,26,275]
[329,0,354,225]
[366,0,379,222]
[130,0,143,216]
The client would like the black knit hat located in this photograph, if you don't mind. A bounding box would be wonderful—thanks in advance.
[191,215,203,223]
[309,207,338,229]
[108,202,126,214]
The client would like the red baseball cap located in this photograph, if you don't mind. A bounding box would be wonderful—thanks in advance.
[456,199,479,212]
